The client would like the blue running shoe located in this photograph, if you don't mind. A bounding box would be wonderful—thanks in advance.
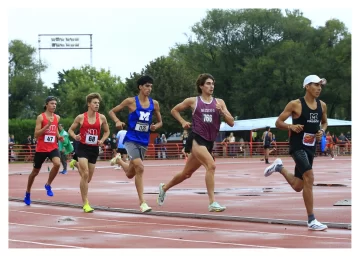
[24,192,31,205]
[59,170,67,174]
[45,184,54,196]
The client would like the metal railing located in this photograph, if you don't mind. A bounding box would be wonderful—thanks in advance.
[8,141,352,163]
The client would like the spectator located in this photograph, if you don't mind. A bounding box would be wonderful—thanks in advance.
[338,132,350,154]
[345,131,351,141]
[58,124,74,174]
[332,133,339,156]
[9,134,15,161]
[154,135,161,159]
[239,137,245,152]
[160,134,167,159]
[23,135,32,145]
[221,135,229,156]
[228,132,236,156]
[181,130,190,160]
[110,133,118,158]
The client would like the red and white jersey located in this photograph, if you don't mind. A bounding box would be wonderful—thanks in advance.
[36,113,59,152]
[79,112,101,146]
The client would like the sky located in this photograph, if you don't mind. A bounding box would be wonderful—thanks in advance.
[7,7,353,87]
[2,0,359,256]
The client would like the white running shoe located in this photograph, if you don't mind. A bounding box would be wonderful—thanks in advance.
[208,202,226,212]
[157,183,166,206]
[114,166,121,170]
[308,219,328,231]
[264,158,283,177]
[140,202,152,213]
[331,158,335,160]
[110,155,120,166]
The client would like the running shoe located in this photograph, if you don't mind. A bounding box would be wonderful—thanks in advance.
[24,192,31,205]
[140,202,152,213]
[208,202,226,212]
[264,158,283,177]
[157,183,166,206]
[308,219,328,231]
[44,184,54,196]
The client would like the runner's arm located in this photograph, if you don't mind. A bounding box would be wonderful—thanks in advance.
[34,115,48,138]
[108,98,133,123]
[100,115,110,144]
[152,100,163,130]
[68,115,82,140]
[171,97,195,127]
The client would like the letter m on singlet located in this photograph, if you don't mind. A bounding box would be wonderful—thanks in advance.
[139,111,150,121]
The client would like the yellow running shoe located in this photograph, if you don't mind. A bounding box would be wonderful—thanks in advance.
[83,204,94,213]
[69,159,76,169]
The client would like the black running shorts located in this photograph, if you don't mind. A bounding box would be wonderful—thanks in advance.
[291,149,314,180]
[76,142,99,164]
[33,149,60,169]
[186,132,214,154]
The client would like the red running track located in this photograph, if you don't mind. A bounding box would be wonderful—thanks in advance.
[8,156,352,248]
[9,201,351,248]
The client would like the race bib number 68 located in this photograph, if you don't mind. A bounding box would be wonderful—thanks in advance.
[85,134,98,144]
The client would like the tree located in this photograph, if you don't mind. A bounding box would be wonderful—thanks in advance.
[8,40,48,119]
[123,56,197,136]
[49,66,126,133]
[171,8,351,120]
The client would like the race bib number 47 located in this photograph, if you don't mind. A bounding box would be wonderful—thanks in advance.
[86,134,98,144]
[44,135,55,143]
[135,122,149,132]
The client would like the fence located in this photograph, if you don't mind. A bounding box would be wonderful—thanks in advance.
[8,141,352,163]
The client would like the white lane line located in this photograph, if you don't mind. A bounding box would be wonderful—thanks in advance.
[9,239,85,248]
[9,222,278,248]
[9,209,350,241]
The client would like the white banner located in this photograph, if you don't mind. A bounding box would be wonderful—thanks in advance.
[39,34,92,49]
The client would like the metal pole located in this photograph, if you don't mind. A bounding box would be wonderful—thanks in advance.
[38,35,41,81]
[90,34,93,66]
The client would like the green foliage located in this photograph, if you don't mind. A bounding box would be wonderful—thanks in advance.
[9,8,351,139]
[8,40,49,119]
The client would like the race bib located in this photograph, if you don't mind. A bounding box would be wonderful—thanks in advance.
[135,122,149,132]
[203,113,213,123]
[85,134,98,145]
[44,135,55,143]
[302,133,316,146]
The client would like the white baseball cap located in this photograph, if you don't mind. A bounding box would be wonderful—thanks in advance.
[303,75,327,88]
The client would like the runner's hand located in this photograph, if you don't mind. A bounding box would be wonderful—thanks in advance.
[316,130,324,141]
[115,120,125,130]
[75,134,81,141]
[182,121,191,129]
[150,123,157,131]
[289,124,304,133]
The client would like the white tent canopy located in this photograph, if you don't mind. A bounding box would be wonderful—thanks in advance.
[220,117,352,132]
